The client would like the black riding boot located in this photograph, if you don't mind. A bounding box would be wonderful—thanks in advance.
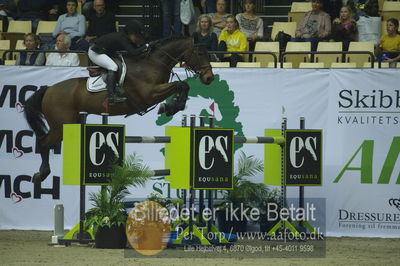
[107,70,126,104]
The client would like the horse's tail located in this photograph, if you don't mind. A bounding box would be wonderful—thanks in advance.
[24,86,48,138]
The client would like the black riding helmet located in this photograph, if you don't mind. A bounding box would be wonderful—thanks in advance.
[124,19,145,40]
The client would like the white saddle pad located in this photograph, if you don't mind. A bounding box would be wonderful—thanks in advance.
[86,56,127,93]
[87,75,107,92]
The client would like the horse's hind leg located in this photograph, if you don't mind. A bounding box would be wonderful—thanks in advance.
[32,128,62,183]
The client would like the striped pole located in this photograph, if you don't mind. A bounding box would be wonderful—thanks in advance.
[150,169,170,177]
[125,136,171,143]
[125,136,285,144]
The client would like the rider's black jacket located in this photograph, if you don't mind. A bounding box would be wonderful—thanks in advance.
[91,32,143,56]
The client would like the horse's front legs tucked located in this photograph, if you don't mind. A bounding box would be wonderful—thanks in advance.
[157,81,189,116]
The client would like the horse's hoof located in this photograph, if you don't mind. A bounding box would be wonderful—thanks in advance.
[158,103,166,114]
[32,173,42,183]
[165,109,177,117]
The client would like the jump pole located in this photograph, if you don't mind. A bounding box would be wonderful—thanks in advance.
[125,136,282,144]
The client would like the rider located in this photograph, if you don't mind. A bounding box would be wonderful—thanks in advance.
[88,19,146,104]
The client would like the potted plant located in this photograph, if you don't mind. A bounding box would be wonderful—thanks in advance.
[85,153,152,249]
[258,188,280,233]
[217,151,276,234]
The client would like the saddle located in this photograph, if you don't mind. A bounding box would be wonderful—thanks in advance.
[86,56,127,93]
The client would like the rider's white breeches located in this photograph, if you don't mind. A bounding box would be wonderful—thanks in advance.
[88,48,118,72]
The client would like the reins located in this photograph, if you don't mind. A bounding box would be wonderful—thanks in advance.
[154,41,212,82]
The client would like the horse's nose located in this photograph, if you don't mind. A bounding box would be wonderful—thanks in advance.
[206,75,214,84]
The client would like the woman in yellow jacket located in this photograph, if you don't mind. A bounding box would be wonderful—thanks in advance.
[218,15,248,67]
[377,18,400,68]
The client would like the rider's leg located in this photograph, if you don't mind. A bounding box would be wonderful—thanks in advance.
[88,48,126,103]
[106,70,126,103]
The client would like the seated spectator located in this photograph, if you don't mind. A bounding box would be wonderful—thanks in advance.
[208,0,230,37]
[78,0,118,17]
[46,0,67,21]
[78,0,93,18]
[16,0,47,33]
[161,0,181,37]
[376,18,400,68]
[294,0,331,51]
[15,33,45,66]
[192,14,218,61]
[52,0,86,50]
[82,0,116,47]
[218,15,248,67]
[331,5,358,51]
[236,0,264,51]
[46,33,80,66]
[201,0,216,13]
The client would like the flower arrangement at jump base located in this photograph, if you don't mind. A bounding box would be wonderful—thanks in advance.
[85,153,152,249]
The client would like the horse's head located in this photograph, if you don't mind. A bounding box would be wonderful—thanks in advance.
[184,44,214,85]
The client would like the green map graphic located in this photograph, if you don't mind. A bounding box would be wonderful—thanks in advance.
[152,74,243,186]
[156,74,244,151]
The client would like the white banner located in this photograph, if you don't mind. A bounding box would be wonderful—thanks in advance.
[0,66,399,238]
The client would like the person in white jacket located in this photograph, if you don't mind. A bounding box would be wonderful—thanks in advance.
[46,33,80,66]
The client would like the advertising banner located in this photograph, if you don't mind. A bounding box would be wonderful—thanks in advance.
[0,66,399,238]
[193,128,234,189]
[285,130,322,186]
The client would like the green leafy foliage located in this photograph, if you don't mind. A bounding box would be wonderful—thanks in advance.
[222,151,279,213]
[85,153,152,233]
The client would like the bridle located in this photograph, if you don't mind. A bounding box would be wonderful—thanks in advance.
[184,44,212,77]
[155,41,212,78]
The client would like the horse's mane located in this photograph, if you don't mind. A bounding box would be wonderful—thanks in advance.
[124,36,192,61]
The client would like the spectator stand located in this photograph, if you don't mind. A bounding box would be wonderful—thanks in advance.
[381,1,400,22]
[288,1,312,26]
[280,50,375,68]
[3,49,89,67]
[36,21,57,44]
[2,20,31,50]
[0,38,9,63]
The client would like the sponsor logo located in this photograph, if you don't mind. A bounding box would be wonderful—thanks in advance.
[0,129,61,157]
[193,129,233,189]
[334,137,400,184]
[338,209,400,230]
[0,174,60,201]
[389,197,400,212]
[337,89,400,126]
[338,197,400,231]
[0,84,45,109]
[84,125,124,185]
[285,130,322,186]
[155,75,242,194]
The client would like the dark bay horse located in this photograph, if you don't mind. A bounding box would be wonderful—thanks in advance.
[24,36,214,183]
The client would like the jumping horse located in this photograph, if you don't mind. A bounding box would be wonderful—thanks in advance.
[24,36,214,183]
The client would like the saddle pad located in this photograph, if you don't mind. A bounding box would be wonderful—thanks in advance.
[86,56,127,93]
[87,75,107,92]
